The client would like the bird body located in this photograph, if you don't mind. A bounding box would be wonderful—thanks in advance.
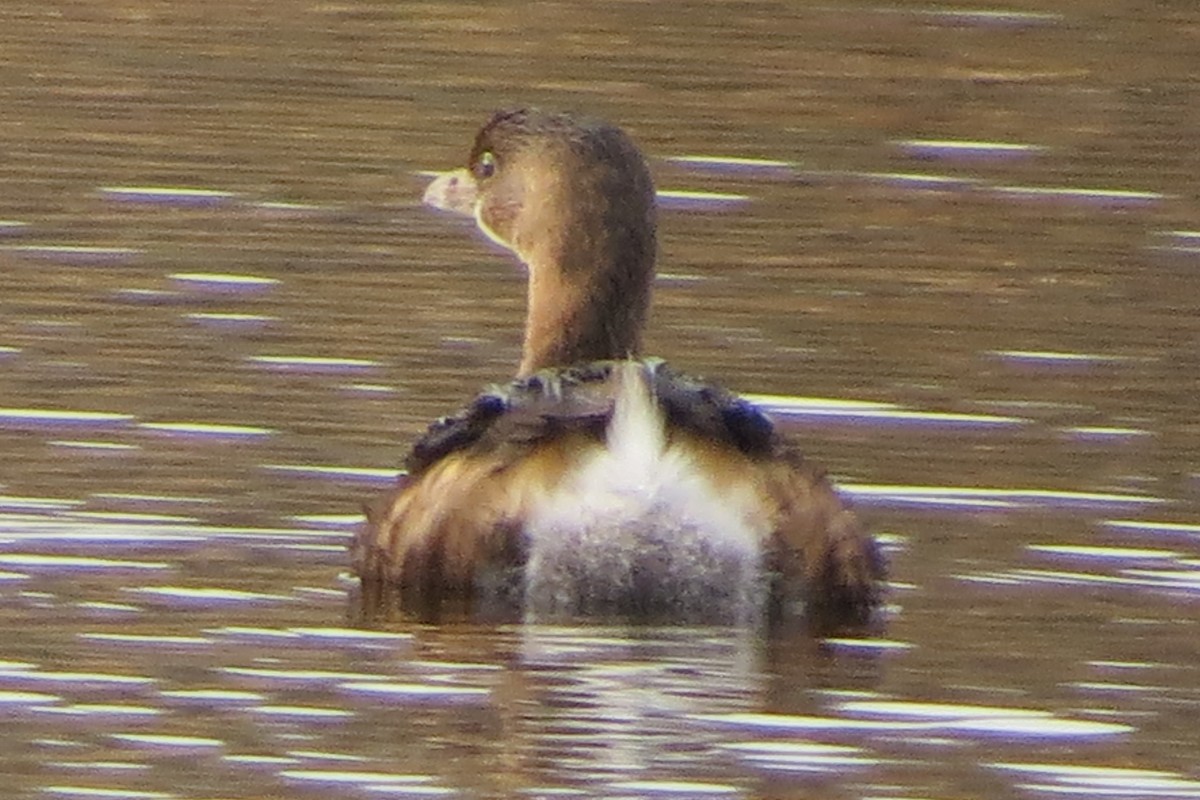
[354,109,883,629]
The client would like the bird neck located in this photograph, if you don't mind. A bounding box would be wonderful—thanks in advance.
[517,225,654,377]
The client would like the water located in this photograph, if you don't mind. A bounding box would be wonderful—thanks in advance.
[2,1,1199,798]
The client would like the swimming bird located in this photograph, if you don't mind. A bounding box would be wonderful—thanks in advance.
[354,108,883,629]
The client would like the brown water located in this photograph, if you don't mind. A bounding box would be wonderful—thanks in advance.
[2,2,1199,798]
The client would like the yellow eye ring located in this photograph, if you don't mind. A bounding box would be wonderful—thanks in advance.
[474,151,496,179]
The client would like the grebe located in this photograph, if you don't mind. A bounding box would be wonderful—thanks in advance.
[354,108,883,629]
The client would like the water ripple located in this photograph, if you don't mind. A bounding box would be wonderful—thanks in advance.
[108,733,225,754]
[2,245,143,264]
[0,408,133,432]
[893,138,1046,160]
[246,355,381,374]
[845,485,1162,512]
[338,681,491,706]
[97,185,236,206]
[719,741,878,775]
[169,272,279,294]
[123,586,292,609]
[136,421,276,441]
[989,762,1200,798]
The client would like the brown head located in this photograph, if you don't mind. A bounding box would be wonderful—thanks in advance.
[423,108,657,376]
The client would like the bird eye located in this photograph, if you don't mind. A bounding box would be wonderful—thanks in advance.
[474,151,496,179]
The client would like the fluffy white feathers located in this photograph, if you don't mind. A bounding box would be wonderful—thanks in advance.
[524,363,769,622]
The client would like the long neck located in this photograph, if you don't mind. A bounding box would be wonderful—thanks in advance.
[515,182,656,377]
[517,264,640,377]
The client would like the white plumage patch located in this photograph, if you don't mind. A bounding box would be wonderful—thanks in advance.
[524,363,768,623]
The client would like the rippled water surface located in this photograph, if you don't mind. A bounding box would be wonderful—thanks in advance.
[2,2,1199,798]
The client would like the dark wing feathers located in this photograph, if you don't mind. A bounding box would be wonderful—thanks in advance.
[404,360,782,474]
